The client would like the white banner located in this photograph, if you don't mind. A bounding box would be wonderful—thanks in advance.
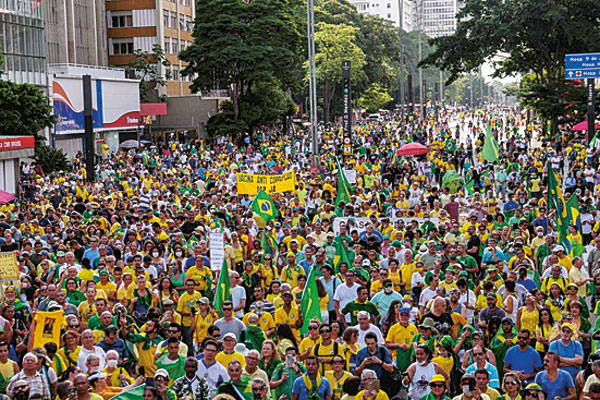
[332,217,440,235]
[209,232,225,271]
[344,169,357,184]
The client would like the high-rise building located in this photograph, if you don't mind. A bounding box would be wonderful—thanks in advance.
[419,0,460,38]
[0,0,47,86]
[106,0,195,97]
[44,0,108,65]
[349,0,415,32]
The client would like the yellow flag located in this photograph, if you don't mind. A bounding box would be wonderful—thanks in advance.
[33,311,65,348]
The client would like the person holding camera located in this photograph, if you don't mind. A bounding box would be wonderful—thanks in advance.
[355,370,388,400]
[452,373,490,400]
[271,346,306,400]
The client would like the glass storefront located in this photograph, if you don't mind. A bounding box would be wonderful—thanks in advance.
[0,0,46,86]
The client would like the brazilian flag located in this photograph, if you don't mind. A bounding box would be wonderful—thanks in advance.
[251,190,277,223]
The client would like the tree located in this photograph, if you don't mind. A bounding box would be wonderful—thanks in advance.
[34,143,71,173]
[180,0,302,123]
[420,0,600,132]
[311,22,366,122]
[125,44,171,103]
[0,79,54,138]
[358,83,392,113]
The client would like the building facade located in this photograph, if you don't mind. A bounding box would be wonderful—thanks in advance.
[349,0,415,32]
[44,0,108,65]
[420,0,460,38]
[106,0,195,97]
[0,0,47,86]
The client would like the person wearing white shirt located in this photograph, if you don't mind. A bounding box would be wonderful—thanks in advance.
[230,272,247,319]
[354,311,385,348]
[77,330,106,373]
[334,271,359,324]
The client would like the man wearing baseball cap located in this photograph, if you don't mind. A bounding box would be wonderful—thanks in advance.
[385,306,418,372]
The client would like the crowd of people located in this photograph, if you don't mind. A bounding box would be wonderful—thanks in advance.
[4,107,600,400]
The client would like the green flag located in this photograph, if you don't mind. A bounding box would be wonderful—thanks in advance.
[214,259,231,315]
[109,385,145,400]
[335,162,351,207]
[251,189,277,223]
[547,159,571,253]
[299,265,322,335]
[333,236,352,272]
[481,123,500,162]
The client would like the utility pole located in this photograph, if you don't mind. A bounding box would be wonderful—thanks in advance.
[307,0,318,166]
[398,0,405,129]
[417,0,423,121]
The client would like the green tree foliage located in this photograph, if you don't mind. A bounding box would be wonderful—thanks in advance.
[34,143,71,173]
[420,0,600,132]
[0,79,54,137]
[180,0,302,122]
[358,83,392,113]
[125,44,171,103]
[311,23,366,122]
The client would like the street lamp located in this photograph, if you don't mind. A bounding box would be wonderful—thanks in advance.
[307,0,318,166]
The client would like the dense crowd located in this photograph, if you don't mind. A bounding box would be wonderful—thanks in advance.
[4,107,600,400]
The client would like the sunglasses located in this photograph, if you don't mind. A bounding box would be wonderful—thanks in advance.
[473,352,484,356]
[525,392,538,397]
[309,326,318,330]
[320,329,331,334]
[561,329,573,334]
[505,381,518,385]
[155,377,167,382]
[518,336,528,340]
[430,383,445,388]
[222,308,232,311]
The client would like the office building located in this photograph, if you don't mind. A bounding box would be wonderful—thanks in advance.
[349,0,415,32]
[0,0,47,86]
[106,0,195,97]
[420,0,460,38]
[44,0,108,65]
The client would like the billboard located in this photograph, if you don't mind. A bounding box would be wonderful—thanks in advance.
[52,75,140,134]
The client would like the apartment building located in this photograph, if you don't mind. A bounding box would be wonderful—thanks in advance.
[106,0,195,97]
[349,0,416,32]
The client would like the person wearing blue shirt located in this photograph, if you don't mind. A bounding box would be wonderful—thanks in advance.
[547,323,583,381]
[355,332,394,380]
[535,352,576,400]
[291,356,331,400]
[465,345,500,388]
[371,280,404,323]
[504,329,543,385]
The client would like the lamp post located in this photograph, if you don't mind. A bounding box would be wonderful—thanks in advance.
[307,0,318,166]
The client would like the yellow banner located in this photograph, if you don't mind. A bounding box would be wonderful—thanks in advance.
[33,311,65,348]
[236,171,296,195]
[0,253,18,280]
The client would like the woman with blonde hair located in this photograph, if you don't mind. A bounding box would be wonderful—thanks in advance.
[258,339,281,380]
[497,373,522,400]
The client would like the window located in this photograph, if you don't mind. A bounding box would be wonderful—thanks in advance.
[387,13,391,18]
[163,11,170,27]
[112,41,134,55]
[172,65,179,81]
[111,14,133,28]
[170,14,176,28]
[185,16,192,31]
[163,37,171,53]
[387,3,391,7]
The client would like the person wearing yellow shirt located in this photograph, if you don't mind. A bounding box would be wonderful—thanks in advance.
[185,259,213,296]
[274,292,302,342]
[96,270,117,303]
[123,319,163,378]
[299,321,322,360]
[216,333,247,368]
[555,246,573,271]
[281,230,307,251]
[177,279,203,353]
[78,286,100,328]
[281,254,302,288]
[399,251,417,292]
[193,297,218,344]
[385,308,418,369]
[311,324,344,375]
[325,354,353,400]
[116,273,133,306]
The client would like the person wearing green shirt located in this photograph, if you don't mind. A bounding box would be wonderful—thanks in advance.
[271,347,306,400]
[341,286,380,326]
[156,338,186,383]
[216,360,253,400]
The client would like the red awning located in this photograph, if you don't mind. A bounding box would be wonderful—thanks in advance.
[140,103,167,116]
